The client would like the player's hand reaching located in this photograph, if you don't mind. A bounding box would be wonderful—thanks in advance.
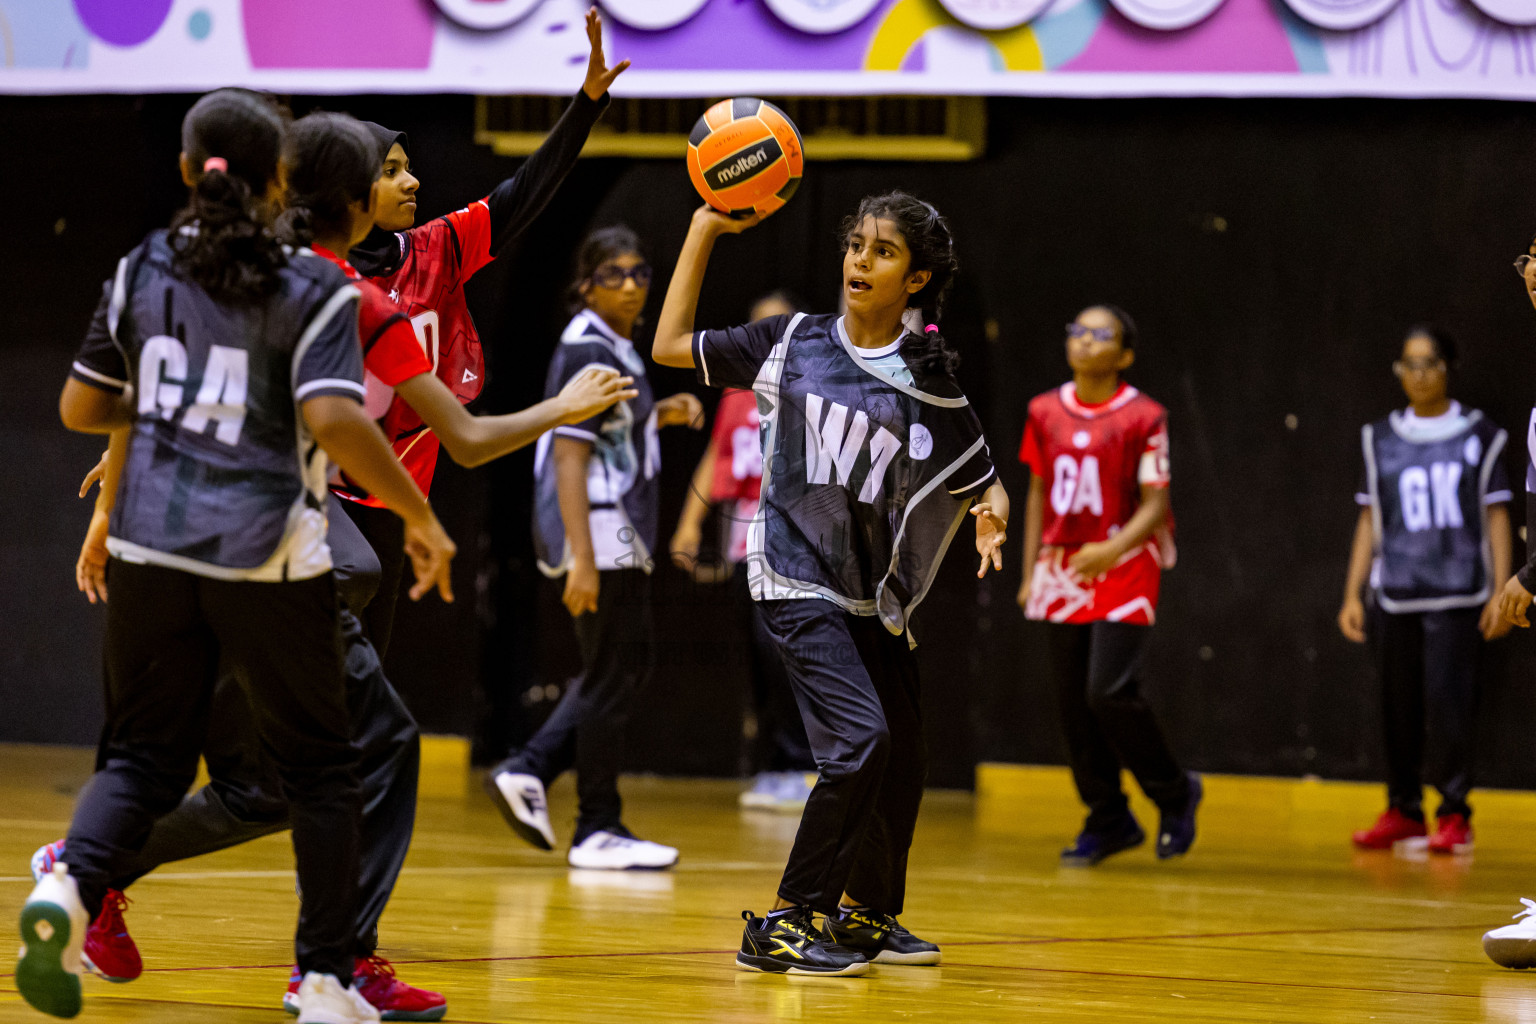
[558,366,638,424]
[581,8,630,102]
[76,507,110,604]
[404,512,456,603]
[971,502,1007,579]
[657,392,705,429]
[1498,575,1533,630]
[693,204,763,236]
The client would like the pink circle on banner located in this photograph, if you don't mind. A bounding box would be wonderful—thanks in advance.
[1107,0,1225,30]
[1466,0,1536,26]
[244,0,434,68]
[73,0,173,47]
[1278,0,1400,30]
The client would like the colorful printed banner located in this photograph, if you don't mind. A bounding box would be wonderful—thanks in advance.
[4,0,1536,98]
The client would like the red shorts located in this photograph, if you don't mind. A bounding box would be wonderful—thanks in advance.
[1024,541,1164,625]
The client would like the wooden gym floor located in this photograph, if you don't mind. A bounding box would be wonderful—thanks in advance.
[2,742,1535,1023]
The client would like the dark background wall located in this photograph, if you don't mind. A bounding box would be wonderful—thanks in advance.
[6,93,1536,790]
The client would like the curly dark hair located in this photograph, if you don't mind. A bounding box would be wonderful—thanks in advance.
[838,191,960,377]
[168,89,289,305]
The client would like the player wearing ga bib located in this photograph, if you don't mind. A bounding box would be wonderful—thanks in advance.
[1019,382,1173,625]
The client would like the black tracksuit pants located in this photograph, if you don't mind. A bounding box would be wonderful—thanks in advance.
[733,563,813,774]
[1369,604,1479,820]
[1045,621,1190,832]
[109,497,421,958]
[501,569,653,843]
[756,598,925,918]
[65,561,360,982]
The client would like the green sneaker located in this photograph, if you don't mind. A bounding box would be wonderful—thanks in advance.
[17,863,89,1018]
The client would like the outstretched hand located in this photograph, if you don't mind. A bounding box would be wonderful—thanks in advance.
[692,204,763,236]
[582,8,630,101]
[972,503,1007,579]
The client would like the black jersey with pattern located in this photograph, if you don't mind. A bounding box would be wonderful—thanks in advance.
[70,230,364,580]
[693,312,996,635]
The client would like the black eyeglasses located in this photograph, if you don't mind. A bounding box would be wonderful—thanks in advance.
[591,263,653,289]
[1066,324,1117,342]
[1393,358,1445,377]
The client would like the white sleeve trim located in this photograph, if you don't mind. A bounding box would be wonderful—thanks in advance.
[1484,490,1513,505]
[295,378,366,401]
[554,426,599,442]
[696,330,712,387]
[948,467,996,496]
[291,283,362,395]
[72,361,127,389]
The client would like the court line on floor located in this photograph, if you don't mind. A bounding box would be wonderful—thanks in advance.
[937,960,1480,999]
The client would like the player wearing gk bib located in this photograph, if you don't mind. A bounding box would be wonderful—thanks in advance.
[1018,306,1198,868]
[1339,327,1511,856]
[670,293,816,815]
[655,192,1010,977]
[23,89,454,1024]
[54,111,633,1022]
[488,227,700,870]
[337,9,628,657]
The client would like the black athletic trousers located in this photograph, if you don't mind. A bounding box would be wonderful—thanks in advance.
[110,497,421,958]
[1044,621,1189,832]
[344,499,407,660]
[732,563,813,774]
[756,598,925,918]
[65,561,360,982]
[1369,605,1479,820]
[502,568,653,843]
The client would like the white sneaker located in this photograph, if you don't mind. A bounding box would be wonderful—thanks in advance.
[485,771,556,851]
[567,830,679,870]
[739,773,781,810]
[771,771,814,813]
[16,863,89,1019]
[295,971,381,1024]
[1485,899,1536,969]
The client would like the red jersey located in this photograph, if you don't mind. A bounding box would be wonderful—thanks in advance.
[311,245,432,410]
[346,200,496,505]
[707,388,763,504]
[1019,383,1173,625]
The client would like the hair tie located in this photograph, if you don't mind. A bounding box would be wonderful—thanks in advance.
[202,156,228,173]
[924,324,939,334]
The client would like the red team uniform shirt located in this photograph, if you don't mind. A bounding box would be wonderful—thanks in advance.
[311,245,433,406]
[335,201,496,507]
[706,388,763,564]
[1019,382,1174,625]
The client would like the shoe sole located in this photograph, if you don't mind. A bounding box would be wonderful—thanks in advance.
[17,901,83,1019]
[566,857,679,871]
[872,949,942,965]
[735,953,869,976]
[1485,936,1536,969]
[482,774,555,852]
[378,1008,448,1022]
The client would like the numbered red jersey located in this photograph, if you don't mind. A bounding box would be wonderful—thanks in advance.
[341,200,496,506]
[1019,382,1173,625]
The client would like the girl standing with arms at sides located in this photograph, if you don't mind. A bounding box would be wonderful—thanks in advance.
[487,226,703,870]
[20,88,454,1024]
[669,290,816,814]
[1339,326,1511,855]
[338,8,629,657]
[653,192,1009,976]
[1016,306,1199,867]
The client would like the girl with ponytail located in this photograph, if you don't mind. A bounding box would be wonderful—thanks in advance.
[652,192,1009,976]
[38,89,456,1024]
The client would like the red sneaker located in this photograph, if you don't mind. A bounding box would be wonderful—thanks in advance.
[354,955,446,1022]
[1351,808,1427,850]
[283,957,446,1021]
[1428,813,1473,854]
[84,889,142,983]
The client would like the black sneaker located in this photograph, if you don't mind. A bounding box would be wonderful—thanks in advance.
[737,909,870,976]
[823,907,942,965]
[1061,814,1145,866]
[1156,773,1203,860]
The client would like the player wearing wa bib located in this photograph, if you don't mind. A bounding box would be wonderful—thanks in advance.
[1019,382,1172,625]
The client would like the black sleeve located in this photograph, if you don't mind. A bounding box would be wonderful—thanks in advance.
[485,90,610,255]
[70,275,129,394]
